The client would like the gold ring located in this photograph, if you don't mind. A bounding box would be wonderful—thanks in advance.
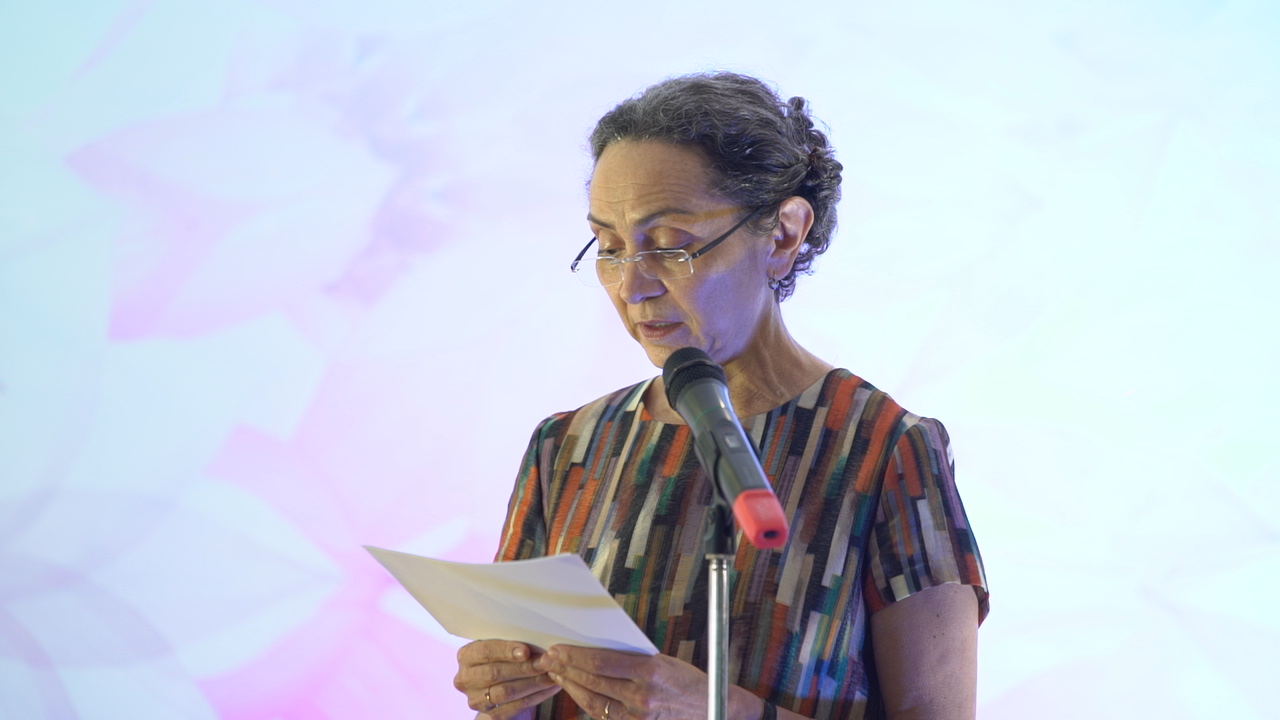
[603,699,611,720]
[485,688,495,709]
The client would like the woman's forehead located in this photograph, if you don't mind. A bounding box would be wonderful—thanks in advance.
[588,141,729,227]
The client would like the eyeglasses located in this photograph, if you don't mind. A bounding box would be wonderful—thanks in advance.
[569,207,765,288]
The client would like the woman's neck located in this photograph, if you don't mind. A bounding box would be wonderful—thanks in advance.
[645,316,833,424]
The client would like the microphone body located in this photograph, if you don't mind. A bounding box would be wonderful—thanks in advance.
[663,348,789,549]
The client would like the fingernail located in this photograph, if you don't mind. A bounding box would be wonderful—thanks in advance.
[549,672,562,684]
[513,647,526,660]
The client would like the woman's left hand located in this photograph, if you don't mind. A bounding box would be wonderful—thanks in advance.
[534,645,720,720]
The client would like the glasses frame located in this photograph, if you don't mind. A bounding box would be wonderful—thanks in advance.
[570,206,766,287]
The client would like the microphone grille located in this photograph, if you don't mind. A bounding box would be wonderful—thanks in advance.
[663,347,727,408]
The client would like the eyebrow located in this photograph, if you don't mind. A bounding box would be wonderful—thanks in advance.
[586,207,699,231]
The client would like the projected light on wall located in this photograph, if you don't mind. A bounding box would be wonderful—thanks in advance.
[1,1,1276,718]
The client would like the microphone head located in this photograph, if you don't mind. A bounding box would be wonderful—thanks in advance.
[662,347,727,408]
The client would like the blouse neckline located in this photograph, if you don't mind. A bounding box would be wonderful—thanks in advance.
[635,368,847,426]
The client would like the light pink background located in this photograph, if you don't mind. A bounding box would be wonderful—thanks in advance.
[1,1,1277,718]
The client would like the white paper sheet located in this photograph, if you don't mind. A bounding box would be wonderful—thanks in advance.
[365,546,659,655]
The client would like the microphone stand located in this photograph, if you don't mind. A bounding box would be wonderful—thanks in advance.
[703,494,736,720]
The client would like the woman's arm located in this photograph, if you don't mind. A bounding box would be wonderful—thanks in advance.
[869,583,980,720]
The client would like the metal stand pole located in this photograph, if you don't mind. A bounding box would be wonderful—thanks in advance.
[705,502,735,720]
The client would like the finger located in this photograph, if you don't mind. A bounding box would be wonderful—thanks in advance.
[458,639,533,666]
[455,660,549,707]
[480,682,562,720]
[462,659,548,687]
[482,673,561,707]
[545,660,634,704]
[457,644,549,693]
[548,669,618,720]
[544,645,646,678]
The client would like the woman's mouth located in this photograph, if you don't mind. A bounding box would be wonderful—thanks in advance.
[637,322,682,341]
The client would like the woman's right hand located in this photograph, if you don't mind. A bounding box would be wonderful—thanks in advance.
[454,639,561,719]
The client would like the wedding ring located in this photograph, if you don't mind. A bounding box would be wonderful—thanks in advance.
[485,688,495,709]
[603,699,611,719]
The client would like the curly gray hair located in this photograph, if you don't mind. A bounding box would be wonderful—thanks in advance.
[590,72,842,300]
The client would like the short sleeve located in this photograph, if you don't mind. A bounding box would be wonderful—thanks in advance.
[864,417,989,622]
[494,418,555,563]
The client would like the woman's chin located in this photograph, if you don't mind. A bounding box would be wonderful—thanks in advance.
[641,344,676,369]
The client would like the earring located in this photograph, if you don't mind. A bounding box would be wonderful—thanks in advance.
[768,276,782,291]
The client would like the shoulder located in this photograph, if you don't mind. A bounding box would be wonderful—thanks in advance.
[530,378,652,444]
[819,369,950,452]
[818,369,913,426]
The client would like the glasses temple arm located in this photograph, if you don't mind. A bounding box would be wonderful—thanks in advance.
[687,206,766,261]
[570,237,599,271]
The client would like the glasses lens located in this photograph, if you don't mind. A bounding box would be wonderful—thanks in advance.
[573,250,693,287]
[571,259,605,287]
[640,250,692,280]
[594,257,620,287]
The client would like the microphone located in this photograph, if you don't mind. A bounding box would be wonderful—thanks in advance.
[662,347,789,549]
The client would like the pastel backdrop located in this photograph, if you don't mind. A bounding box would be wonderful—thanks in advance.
[1,0,1277,718]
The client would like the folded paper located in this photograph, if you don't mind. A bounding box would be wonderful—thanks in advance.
[366,546,659,655]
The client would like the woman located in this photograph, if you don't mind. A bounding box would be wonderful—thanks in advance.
[453,73,988,720]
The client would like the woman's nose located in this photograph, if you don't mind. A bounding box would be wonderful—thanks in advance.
[617,259,665,304]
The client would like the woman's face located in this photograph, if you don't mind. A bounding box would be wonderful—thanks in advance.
[588,141,779,369]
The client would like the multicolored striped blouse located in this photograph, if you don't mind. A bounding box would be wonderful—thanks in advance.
[496,369,988,720]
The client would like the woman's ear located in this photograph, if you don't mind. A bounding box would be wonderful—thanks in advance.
[768,196,815,281]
